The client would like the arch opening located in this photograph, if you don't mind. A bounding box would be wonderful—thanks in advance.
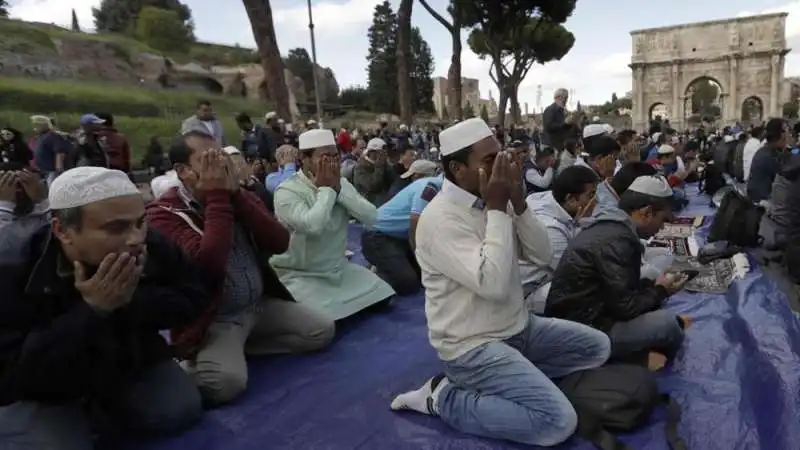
[741,96,764,124]
[649,102,669,121]
[684,76,722,123]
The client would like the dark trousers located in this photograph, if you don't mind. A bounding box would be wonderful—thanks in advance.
[361,229,422,296]
[0,360,202,450]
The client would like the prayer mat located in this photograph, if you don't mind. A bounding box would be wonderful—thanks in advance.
[656,223,695,239]
[650,236,692,256]
[669,256,736,294]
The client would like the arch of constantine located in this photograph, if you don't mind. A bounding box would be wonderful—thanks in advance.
[629,13,790,130]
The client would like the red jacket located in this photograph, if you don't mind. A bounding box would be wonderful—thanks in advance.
[95,127,131,172]
[146,186,293,357]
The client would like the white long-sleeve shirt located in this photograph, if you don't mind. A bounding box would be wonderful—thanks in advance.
[742,137,762,181]
[415,179,551,361]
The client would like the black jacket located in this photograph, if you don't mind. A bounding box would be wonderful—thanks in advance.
[0,226,212,405]
[545,207,669,331]
[541,102,567,149]
[747,143,783,203]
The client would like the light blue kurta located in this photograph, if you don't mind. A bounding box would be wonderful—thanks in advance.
[271,171,395,320]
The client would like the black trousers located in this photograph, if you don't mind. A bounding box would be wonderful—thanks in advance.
[360,230,422,296]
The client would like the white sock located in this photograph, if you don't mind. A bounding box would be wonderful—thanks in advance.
[390,374,449,415]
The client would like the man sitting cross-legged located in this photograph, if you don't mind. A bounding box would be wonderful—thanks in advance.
[361,170,443,296]
[147,130,335,406]
[0,167,212,449]
[545,175,689,366]
[390,118,610,447]
[519,165,600,313]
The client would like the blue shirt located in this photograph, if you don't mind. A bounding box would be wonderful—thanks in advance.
[372,176,443,238]
[34,132,70,172]
[265,163,297,192]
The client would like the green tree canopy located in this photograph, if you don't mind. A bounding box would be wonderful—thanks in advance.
[410,26,435,114]
[463,101,475,118]
[480,103,489,121]
[463,1,576,124]
[0,1,10,17]
[135,6,193,53]
[366,1,398,113]
[689,78,720,117]
[284,48,316,99]
[783,101,799,119]
[94,0,194,36]
[71,9,81,32]
[339,86,371,111]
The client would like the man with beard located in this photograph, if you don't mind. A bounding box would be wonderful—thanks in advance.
[0,167,211,448]
[182,100,226,146]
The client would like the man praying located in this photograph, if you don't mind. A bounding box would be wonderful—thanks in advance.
[390,118,610,447]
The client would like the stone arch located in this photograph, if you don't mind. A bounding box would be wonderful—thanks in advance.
[196,77,224,94]
[648,102,669,121]
[684,76,724,122]
[741,96,764,123]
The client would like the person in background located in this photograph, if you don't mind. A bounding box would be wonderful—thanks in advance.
[0,167,212,448]
[387,156,432,199]
[265,145,299,193]
[616,129,640,168]
[742,126,764,182]
[142,136,170,176]
[236,112,268,160]
[522,147,555,193]
[361,165,442,295]
[337,126,353,154]
[542,88,570,151]
[390,118,610,446]
[262,112,286,164]
[182,99,225,146]
[225,146,274,213]
[555,138,580,177]
[93,113,132,173]
[341,138,364,183]
[0,127,33,166]
[520,165,599,313]
[31,115,71,185]
[148,132,334,406]
[546,176,688,368]
[748,118,787,203]
[0,164,49,239]
[271,129,395,320]
[579,135,621,210]
[354,138,391,206]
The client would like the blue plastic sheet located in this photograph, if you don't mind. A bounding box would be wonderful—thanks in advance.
[129,186,800,450]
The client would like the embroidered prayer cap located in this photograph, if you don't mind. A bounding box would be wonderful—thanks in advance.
[627,175,673,198]
[657,144,675,155]
[264,111,278,120]
[49,167,140,210]
[298,129,335,151]
[401,160,437,179]
[223,146,241,155]
[583,123,611,139]
[439,118,493,156]
[366,138,387,151]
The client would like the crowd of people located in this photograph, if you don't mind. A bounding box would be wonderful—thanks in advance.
[0,86,794,449]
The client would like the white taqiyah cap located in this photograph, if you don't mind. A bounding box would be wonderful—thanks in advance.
[627,175,673,198]
[657,144,675,155]
[265,111,277,120]
[49,167,140,210]
[366,138,386,151]
[439,117,493,156]
[223,146,241,155]
[583,123,609,139]
[298,128,335,150]
[150,170,180,199]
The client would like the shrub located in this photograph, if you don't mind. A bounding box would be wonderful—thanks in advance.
[135,7,194,53]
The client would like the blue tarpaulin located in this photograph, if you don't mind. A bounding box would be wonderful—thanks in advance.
[130,186,800,450]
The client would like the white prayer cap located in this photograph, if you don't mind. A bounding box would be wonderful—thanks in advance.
[150,170,180,199]
[49,167,140,210]
[401,160,437,179]
[583,123,609,139]
[592,115,600,122]
[298,128,335,151]
[627,175,672,198]
[657,144,675,155]
[439,117,493,156]
[366,138,387,151]
[723,135,734,143]
[223,146,241,155]
[265,111,277,120]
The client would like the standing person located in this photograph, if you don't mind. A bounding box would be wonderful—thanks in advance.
[0,127,33,166]
[30,115,71,185]
[747,118,786,202]
[182,100,225,146]
[541,88,570,151]
[0,167,212,448]
[390,118,610,446]
[92,113,132,173]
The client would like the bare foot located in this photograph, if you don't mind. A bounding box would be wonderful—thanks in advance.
[679,315,692,329]
[648,352,668,371]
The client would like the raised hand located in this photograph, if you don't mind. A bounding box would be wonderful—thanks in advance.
[74,253,144,314]
[480,151,512,212]
[508,156,526,215]
[195,150,229,193]
[315,156,340,192]
[17,170,46,203]
[0,171,17,203]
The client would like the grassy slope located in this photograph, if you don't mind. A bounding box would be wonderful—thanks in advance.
[0,19,268,164]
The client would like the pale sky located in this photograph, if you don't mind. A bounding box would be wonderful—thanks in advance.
[9,0,800,111]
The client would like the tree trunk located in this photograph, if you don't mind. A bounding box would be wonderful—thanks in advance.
[492,58,508,127]
[508,85,521,124]
[448,28,462,121]
[242,0,292,121]
[396,0,414,125]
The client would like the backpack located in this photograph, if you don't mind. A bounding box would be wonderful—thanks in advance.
[557,364,685,450]
[699,162,726,196]
[708,189,764,247]
[731,141,746,181]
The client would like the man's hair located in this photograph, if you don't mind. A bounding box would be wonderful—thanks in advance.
[441,146,472,182]
[168,130,210,165]
[197,99,212,108]
[554,88,569,99]
[276,145,298,162]
[618,190,672,215]
[535,147,555,162]
[585,135,620,160]
[617,129,637,146]
[552,165,599,204]
[765,118,785,142]
[610,162,658,196]
[564,138,578,153]
[235,112,252,124]
[54,207,83,230]
[95,112,113,127]
[751,126,764,140]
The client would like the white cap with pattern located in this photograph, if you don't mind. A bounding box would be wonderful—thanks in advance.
[49,167,140,210]
[439,118,493,156]
[298,129,335,150]
[627,175,673,198]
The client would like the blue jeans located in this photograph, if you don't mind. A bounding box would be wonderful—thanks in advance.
[0,360,202,450]
[436,314,611,446]
[608,309,684,360]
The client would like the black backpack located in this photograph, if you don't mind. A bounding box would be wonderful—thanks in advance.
[699,162,726,196]
[557,364,685,450]
[708,189,764,248]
